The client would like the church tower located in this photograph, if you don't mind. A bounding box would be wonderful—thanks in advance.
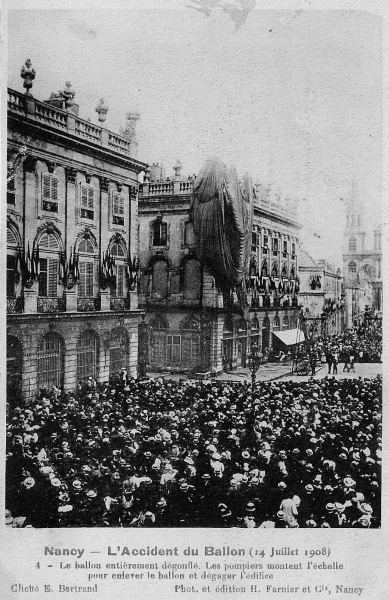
[343,181,366,255]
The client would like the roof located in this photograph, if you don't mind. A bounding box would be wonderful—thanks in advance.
[273,328,305,346]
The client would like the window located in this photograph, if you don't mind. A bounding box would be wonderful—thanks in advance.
[110,242,126,298]
[181,320,200,364]
[109,328,128,375]
[273,315,281,331]
[42,174,59,213]
[262,234,268,253]
[348,262,357,274]
[39,258,58,297]
[282,314,290,329]
[251,230,260,252]
[37,332,64,389]
[7,255,17,297]
[7,177,16,205]
[77,330,99,381]
[273,237,279,256]
[79,262,94,297]
[184,222,196,246]
[152,220,168,246]
[291,242,296,258]
[150,317,168,365]
[112,193,125,226]
[80,186,95,220]
[167,335,181,364]
[349,237,356,252]
[78,237,97,298]
[283,240,288,256]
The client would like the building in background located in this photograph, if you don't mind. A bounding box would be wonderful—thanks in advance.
[342,187,382,328]
[7,60,147,402]
[298,249,345,338]
[138,162,301,375]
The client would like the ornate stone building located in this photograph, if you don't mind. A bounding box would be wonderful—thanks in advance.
[298,249,345,337]
[342,188,382,328]
[7,61,147,402]
[138,163,301,375]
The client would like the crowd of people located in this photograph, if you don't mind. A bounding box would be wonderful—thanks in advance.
[320,322,382,365]
[6,371,381,529]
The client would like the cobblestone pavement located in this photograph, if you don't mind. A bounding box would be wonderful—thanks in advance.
[214,361,382,384]
[149,362,382,385]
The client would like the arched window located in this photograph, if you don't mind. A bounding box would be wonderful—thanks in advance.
[77,330,99,381]
[273,315,281,331]
[110,241,126,297]
[181,317,201,365]
[78,237,97,298]
[349,237,356,252]
[37,332,65,389]
[281,263,288,278]
[290,266,296,279]
[150,316,168,365]
[261,260,268,278]
[151,219,168,247]
[38,233,60,297]
[183,259,201,300]
[282,314,290,329]
[152,259,168,298]
[348,261,357,274]
[271,262,279,278]
[109,327,128,375]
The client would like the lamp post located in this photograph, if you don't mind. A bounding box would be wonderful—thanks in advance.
[247,344,263,393]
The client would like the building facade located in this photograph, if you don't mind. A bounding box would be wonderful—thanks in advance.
[7,62,147,402]
[298,249,345,337]
[138,163,301,375]
[342,190,382,328]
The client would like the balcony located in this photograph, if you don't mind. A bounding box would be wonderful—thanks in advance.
[8,89,136,158]
[77,297,101,312]
[7,297,24,314]
[37,297,66,313]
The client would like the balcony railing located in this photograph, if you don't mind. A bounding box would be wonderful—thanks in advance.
[110,297,130,311]
[140,179,194,198]
[77,297,101,312]
[37,297,66,313]
[8,88,136,158]
[7,297,24,314]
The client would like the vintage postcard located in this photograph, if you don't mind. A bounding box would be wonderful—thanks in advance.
[1,1,387,599]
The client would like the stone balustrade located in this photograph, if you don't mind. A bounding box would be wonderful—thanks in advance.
[8,88,135,158]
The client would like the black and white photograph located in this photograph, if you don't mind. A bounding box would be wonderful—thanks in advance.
[5,3,383,536]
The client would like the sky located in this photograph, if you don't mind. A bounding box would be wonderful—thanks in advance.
[7,7,382,264]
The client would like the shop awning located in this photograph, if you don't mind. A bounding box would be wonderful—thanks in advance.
[272,328,305,346]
